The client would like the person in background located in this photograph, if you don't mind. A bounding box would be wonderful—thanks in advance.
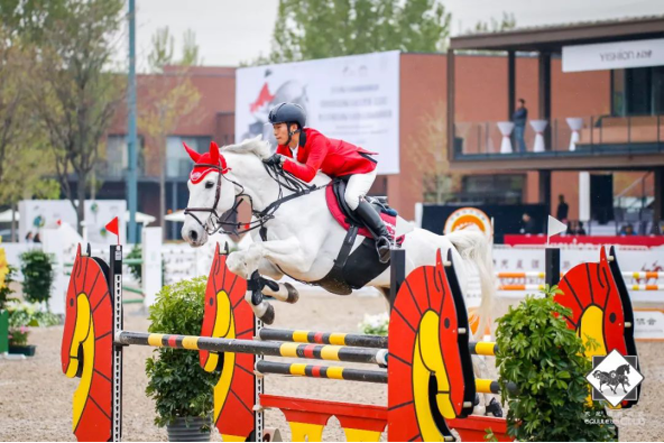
[512,98,528,153]
[619,224,635,236]
[556,194,569,223]
[566,220,587,236]
[520,213,537,234]
[33,232,41,243]
[25,232,33,243]
[576,221,587,235]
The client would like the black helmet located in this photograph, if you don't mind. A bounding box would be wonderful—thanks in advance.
[268,102,306,129]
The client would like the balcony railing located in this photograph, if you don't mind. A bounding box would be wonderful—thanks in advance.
[453,114,664,158]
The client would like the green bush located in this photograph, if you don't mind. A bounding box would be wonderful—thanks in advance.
[19,250,54,306]
[495,285,618,441]
[359,312,389,335]
[126,245,142,284]
[7,300,59,327]
[145,277,218,428]
[126,244,166,286]
[6,299,61,346]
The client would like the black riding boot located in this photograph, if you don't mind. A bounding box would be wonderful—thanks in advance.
[355,200,392,264]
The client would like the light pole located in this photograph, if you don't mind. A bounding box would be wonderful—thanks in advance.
[127,0,138,243]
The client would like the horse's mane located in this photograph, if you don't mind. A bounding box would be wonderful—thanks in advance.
[220,136,271,160]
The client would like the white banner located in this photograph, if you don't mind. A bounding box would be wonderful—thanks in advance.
[235,51,400,174]
[464,246,664,305]
[634,309,664,341]
[18,200,127,245]
[563,38,664,72]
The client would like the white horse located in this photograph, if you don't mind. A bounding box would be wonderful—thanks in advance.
[181,137,496,334]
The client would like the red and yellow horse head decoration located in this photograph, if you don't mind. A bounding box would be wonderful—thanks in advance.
[199,243,255,442]
[388,249,475,441]
[61,245,114,442]
[556,245,639,408]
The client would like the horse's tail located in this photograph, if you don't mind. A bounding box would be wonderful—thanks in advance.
[446,229,497,341]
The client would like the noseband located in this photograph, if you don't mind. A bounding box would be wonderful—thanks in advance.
[183,162,229,235]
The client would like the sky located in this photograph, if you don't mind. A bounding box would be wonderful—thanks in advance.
[122,0,664,69]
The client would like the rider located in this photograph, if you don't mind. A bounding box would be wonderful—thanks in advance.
[265,102,392,263]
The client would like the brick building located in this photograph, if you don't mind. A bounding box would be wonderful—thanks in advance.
[89,16,663,239]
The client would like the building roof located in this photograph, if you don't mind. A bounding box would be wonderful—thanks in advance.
[449,15,664,52]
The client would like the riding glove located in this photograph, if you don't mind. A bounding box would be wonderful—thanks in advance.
[264,153,284,168]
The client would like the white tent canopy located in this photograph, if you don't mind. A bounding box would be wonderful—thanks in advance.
[164,210,185,222]
[0,209,18,223]
[0,209,156,225]
[125,210,156,225]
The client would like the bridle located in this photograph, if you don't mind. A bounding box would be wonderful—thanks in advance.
[184,159,328,237]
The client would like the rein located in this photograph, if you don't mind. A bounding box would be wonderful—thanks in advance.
[184,160,328,236]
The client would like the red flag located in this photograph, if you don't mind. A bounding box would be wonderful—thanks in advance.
[105,217,119,239]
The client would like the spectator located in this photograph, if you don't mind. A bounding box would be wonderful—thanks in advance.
[25,231,33,243]
[512,98,528,153]
[556,194,569,223]
[520,213,537,234]
[33,232,41,243]
[566,220,587,236]
[576,221,587,235]
[619,224,635,236]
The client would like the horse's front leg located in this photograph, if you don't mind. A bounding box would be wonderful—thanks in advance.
[227,245,264,279]
[252,259,299,304]
[227,239,309,324]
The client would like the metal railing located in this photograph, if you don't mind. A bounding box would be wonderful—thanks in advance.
[453,114,664,158]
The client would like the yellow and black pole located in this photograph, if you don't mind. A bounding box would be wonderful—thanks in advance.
[258,327,500,356]
[115,331,389,366]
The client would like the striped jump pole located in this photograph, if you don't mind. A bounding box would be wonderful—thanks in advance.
[256,360,388,384]
[258,328,500,356]
[496,271,663,280]
[117,331,388,366]
[255,360,518,394]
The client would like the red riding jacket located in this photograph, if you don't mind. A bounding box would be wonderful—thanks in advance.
[276,128,377,183]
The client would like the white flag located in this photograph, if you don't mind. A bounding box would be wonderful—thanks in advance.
[547,215,567,243]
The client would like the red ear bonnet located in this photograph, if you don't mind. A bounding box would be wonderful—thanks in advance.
[185,141,229,183]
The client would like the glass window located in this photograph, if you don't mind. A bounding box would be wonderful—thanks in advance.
[461,174,525,204]
[612,67,664,116]
[653,66,664,115]
[626,68,652,115]
[166,136,212,178]
[611,70,626,116]
[105,135,144,178]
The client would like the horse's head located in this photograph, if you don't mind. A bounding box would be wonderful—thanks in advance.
[182,141,235,247]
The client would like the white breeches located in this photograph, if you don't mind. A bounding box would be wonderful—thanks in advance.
[344,168,377,211]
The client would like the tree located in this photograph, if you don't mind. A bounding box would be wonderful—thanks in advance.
[147,27,175,74]
[27,0,125,235]
[140,27,202,238]
[0,0,68,43]
[258,0,451,64]
[407,102,461,204]
[0,29,59,240]
[471,11,517,34]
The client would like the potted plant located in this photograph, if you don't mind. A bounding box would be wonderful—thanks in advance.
[19,249,54,309]
[145,277,219,442]
[7,301,39,356]
[495,285,618,442]
[5,299,60,357]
